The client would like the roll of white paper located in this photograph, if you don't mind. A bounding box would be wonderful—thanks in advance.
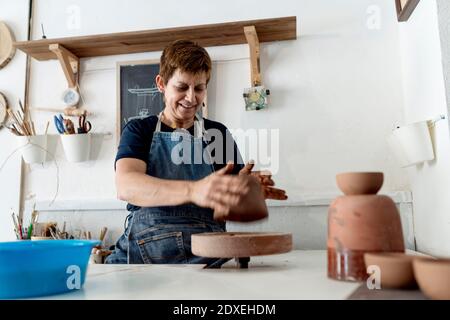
[387,121,434,167]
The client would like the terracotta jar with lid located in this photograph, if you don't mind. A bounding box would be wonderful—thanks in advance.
[327,172,405,281]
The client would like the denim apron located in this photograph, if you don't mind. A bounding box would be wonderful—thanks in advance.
[106,112,229,267]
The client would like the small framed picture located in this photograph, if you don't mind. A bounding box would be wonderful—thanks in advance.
[395,0,420,22]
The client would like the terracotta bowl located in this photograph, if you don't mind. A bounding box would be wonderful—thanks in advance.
[364,252,417,289]
[413,258,450,300]
[336,172,383,195]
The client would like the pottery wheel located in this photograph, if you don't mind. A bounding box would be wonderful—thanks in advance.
[192,232,293,259]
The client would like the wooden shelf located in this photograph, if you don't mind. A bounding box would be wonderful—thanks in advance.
[14,16,296,61]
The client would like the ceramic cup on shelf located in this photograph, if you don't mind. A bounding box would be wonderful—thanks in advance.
[327,172,405,282]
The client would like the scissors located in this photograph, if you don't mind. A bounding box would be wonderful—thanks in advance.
[54,114,66,134]
[78,115,92,134]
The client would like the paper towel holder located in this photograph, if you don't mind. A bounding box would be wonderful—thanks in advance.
[394,115,446,130]
[429,114,446,127]
[387,115,446,168]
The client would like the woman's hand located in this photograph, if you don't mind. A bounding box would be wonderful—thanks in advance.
[239,161,288,200]
[189,163,268,222]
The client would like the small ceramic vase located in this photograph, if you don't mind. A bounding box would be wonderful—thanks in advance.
[327,172,405,281]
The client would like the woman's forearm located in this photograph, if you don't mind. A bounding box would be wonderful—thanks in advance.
[116,172,193,207]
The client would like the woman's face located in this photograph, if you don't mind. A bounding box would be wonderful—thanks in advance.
[156,69,207,122]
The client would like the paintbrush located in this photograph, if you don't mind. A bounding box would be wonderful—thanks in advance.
[11,212,19,233]
[6,109,26,135]
[10,123,24,136]
[18,99,28,123]
[99,227,108,245]
[31,121,36,135]
[6,125,21,136]
[19,100,36,135]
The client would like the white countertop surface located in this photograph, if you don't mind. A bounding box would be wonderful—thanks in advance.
[37,250,364,300]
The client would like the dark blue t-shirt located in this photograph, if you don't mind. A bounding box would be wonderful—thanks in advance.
[115,115,244,211]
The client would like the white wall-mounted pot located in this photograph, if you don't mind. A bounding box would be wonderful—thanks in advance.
[387,120,434,167]
[60,133,91,162]
[16,134,48,164]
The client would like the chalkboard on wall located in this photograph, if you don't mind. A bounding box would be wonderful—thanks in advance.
[116,59,209,143]
[117,60,164,139]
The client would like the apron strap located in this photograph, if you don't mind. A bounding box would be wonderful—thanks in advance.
[156,111,205,139]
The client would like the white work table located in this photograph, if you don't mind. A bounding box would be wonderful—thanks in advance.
[37,250,363,300]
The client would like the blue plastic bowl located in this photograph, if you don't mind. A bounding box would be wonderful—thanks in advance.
[0,240,100,299]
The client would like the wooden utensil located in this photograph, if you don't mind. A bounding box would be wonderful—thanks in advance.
[63,118,76,134]
[31,106,91,117]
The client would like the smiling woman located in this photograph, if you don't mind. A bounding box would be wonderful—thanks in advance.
[155,40,210,128]
[156,69,207,128]
[107,40,287,266]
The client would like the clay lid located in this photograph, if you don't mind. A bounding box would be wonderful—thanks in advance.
[336,172,383,195]
[217,175,269,222]
[192,232,292,258]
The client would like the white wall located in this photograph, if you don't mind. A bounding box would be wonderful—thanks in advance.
[0,0,29,241]
[26,0,408,201]
[398,0,450,256]
[3,0,413,248]
[436,0,450,122]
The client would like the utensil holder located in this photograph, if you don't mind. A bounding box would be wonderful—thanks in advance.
[60,133,91,162]
[16,134,48,164]
[387,120,434,167]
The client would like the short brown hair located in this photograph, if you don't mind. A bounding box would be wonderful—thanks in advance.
[159,40,212,85]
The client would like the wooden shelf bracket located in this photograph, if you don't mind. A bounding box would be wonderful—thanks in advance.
[49,43,79,89]
[395,0,420,22]
[244,25,261,87]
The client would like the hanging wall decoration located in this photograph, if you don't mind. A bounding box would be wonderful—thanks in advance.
[243,26,270,111]
[0,21,16,69]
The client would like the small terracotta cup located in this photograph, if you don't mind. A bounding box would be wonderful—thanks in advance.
[336,172,384,195]
[364,252,417,289]
[413,257,450,300]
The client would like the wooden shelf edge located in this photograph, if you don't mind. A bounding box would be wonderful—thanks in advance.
[14,16,297,61]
